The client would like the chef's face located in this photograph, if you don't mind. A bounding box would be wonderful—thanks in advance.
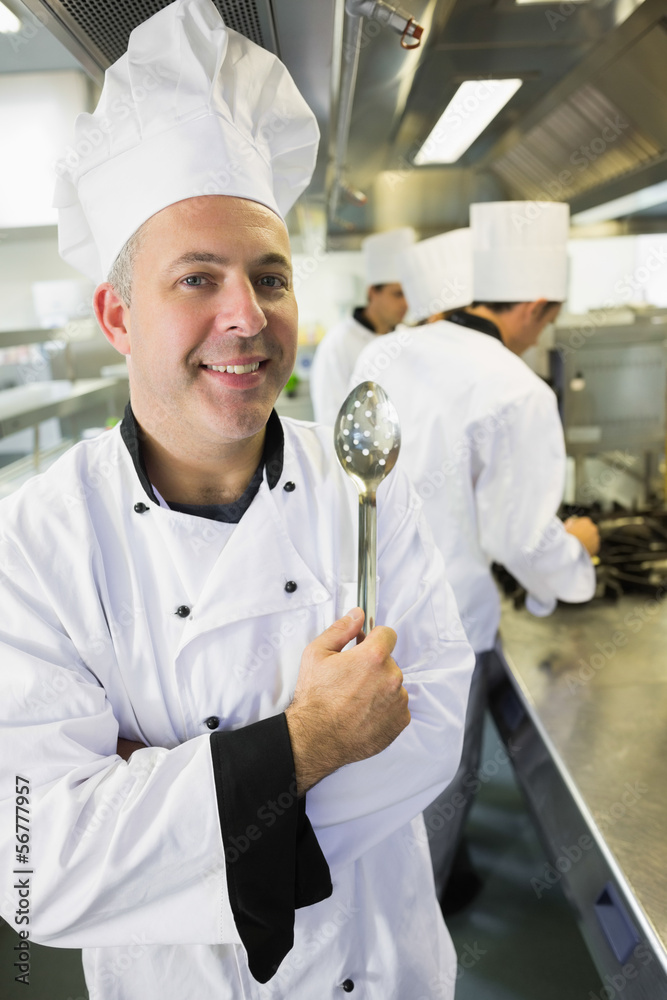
[100,195,297,446]
[367,283,408,329]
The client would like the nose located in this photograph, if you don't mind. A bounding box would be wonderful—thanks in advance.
[214,273,267,338]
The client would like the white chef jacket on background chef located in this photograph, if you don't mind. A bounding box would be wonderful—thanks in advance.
[352,214,595,899]
[309,227,414,425]
[352,214,595,655]
[0,2,474,998]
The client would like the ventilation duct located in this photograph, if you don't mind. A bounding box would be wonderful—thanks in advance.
[21,0,278,81]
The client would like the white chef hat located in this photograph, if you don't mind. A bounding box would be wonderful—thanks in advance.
[54,0,320,284]
[470,201,569,303]
[362,227,416,287]
[399,228,472,321]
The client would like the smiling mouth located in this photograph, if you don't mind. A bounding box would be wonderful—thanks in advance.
[202,362,261,374]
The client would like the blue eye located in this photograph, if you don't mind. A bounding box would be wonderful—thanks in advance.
[259,275,285,288]
[183,275,205,286]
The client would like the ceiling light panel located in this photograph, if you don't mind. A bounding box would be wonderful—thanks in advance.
[0,1,20,33]
[414,79,523,165]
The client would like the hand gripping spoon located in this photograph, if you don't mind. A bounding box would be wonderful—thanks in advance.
[334,381,401,634]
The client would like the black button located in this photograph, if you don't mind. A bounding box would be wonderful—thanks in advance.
[205,716,220,730]
[175,605,191,618]
[284,580,297,593]
[283,481,296,492]
[134,502,149,513]
[342,980,354,993]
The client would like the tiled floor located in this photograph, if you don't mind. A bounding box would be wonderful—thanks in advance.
[0,714,603,1000]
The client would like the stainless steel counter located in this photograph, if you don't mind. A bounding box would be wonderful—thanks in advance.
[495,595,667,997]
[0,378,119,438]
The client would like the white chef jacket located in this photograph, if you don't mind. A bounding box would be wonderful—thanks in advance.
[352,317,596,653]
[0,412,474,1000]
[309,311,378,425]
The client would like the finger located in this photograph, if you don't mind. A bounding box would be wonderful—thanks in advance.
[318,608,365,654]
[364,624,398,657]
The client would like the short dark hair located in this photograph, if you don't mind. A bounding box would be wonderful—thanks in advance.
[472,301,561,317]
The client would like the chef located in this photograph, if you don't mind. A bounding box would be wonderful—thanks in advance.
[309,226,414,424]
[352,204,600,911]
[0,2,475,999]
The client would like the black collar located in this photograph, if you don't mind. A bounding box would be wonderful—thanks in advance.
[447,309,503,343]
[120,403,284,523]
[353,306,377,334]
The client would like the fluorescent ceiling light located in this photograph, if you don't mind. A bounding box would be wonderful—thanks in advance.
[571,180,667,226]
[0,2,21,33]
[414,79,523,165]
[515,0,589,4]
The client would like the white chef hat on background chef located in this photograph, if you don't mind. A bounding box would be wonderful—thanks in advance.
[399,228,472,322]
[54,0,320,284]
[470,201,569,303]
[362,227,416,287]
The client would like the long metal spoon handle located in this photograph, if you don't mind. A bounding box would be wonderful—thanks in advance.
[357,493,377,633]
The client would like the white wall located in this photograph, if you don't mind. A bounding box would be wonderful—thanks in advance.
[0,70,89,228]
[0,231,93,331]
[292,250,366,343]
[567,234,667,313]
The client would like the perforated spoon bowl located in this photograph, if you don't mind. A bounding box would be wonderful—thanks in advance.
[333,381,401,632]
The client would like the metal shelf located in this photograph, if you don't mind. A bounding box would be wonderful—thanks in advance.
[0,328,68,349]
[0,379,119,440]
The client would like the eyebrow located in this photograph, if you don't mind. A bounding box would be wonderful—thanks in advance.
[165,251,292,274]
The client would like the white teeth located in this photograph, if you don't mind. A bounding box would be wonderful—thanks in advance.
[205,362,260,374]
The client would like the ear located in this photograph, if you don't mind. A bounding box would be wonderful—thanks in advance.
[528,297,549,320]
[94,283,131,356]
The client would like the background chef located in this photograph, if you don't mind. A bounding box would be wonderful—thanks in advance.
[0,2,474,998]
[352,202,600,912]
[309,226,414,425]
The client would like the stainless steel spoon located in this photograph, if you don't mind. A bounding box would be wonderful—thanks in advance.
[334,381,401,633]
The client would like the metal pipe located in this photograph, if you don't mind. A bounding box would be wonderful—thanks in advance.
[345,0,423,42]
[327,0,423,226]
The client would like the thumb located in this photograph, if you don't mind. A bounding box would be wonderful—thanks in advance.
[318,608,365,654]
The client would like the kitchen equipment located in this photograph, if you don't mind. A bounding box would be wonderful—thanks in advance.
[334,381,401,632]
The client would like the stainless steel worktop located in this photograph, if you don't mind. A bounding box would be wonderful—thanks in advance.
[497,595,667,990]
[0,378,119,438]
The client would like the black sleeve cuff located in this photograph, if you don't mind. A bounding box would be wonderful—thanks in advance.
[210,714,332,983]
